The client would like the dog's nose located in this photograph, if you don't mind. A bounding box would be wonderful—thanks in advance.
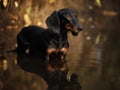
[78,24,83,31]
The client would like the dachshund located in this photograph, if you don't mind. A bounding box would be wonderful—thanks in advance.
[16,8,83,61]
[14,8,83,90]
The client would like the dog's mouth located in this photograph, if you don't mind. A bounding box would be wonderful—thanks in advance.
[65,24,73,31]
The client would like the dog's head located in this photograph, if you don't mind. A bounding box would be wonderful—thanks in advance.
[46,8,83,36]
[59,8,83,36]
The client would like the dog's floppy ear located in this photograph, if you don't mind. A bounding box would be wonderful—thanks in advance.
[46,11,60,34]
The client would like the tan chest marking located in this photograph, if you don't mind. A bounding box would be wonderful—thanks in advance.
[47,48,58,55]
[47,48,68,55]
[60,48,68,54]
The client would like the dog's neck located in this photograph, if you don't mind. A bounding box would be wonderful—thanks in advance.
[58,28,69,49]
[49,26,68,40]
[48,28,68,50]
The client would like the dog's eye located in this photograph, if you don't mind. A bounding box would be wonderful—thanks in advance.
[67,14,71,17]
[66,14,72,18]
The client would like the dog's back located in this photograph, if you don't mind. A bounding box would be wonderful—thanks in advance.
[17,26,50,55]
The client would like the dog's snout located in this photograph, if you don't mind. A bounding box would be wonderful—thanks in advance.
[78,24,83,31]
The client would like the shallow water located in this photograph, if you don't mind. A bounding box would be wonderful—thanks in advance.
[0,33,102,90]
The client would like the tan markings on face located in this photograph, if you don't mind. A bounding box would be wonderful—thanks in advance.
[73,24,79,33]
[66,13,74,19]
[65,24,72,30]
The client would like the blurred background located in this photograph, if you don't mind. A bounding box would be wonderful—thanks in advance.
[0,0,120,90]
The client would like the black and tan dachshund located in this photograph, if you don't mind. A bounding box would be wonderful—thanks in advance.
[13,8,83,90]
[16,8,83,61]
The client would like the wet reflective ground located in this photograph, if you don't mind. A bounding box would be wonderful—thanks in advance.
[67,34,101,90]
[0,33,102,90]
[1,26,120,90]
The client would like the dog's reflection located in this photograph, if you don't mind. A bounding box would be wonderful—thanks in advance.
[17,53,81,90]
